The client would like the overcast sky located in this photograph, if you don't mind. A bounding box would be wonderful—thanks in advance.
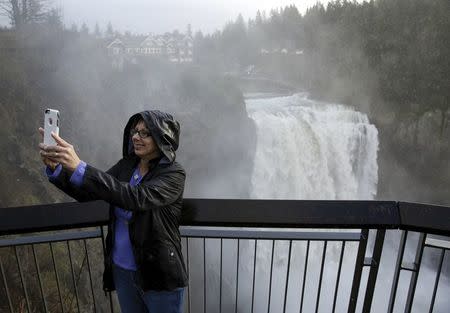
[51,0,334,35]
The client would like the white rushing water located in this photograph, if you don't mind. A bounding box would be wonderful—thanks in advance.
[245,93,379,200]
[188,94,449,313]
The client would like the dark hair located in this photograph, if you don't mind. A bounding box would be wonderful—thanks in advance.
[131,115,145,129]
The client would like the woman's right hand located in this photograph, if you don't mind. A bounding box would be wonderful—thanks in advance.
[38,127,59,170]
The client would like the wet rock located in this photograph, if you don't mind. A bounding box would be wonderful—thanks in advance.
[394,114,417,147]
[417,110,443,153]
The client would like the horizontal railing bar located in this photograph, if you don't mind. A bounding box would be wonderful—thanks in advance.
[0,200,401,235]
[0,200,448,236]
[180,226,361,240]
[364,257,375,267]
[399,202,450,235]
[0,229,102,247]
[0,201,109,235]
[401,263,418,272]
[425,237,450,250]
[182,199,400,228]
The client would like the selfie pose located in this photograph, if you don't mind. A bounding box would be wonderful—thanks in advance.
[39,110,188,313]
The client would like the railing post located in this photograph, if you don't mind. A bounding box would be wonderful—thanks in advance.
[388,230,408,313]
[362,229,386,312]
[428,249,446,313]
[0,256,14,313]
[404,233,426,313]
[348,229,369,313]
[14,247,32,313]
[100,226,115,313]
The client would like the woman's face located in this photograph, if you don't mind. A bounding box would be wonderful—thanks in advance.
[131,120,160,161]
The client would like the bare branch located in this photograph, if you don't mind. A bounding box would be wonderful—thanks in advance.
[0,0,53,28]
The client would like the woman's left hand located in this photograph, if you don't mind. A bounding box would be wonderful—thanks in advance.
[39,132,81,172]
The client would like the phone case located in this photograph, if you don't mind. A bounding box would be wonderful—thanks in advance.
[43,109,60,146]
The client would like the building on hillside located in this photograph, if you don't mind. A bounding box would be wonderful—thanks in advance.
[107,32,193,65]
[259,47,305,56]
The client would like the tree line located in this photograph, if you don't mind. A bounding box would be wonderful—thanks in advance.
[194,0,449,115]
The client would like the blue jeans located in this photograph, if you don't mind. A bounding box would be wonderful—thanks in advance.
[112,265,184,313]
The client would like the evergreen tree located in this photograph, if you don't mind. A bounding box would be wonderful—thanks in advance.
[45,7,62,29]
[255,10,263,26]
[186,23,192,37]
[70,23,78,33]
[94,22,101,37]
[194,0,449,113]
[80,22,89,35]
[105,21,114,38]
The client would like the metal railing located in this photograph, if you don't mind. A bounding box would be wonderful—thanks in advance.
[0,200,449,313]
[0,228,108,313]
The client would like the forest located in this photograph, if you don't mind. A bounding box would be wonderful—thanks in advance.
[195,0,449,114]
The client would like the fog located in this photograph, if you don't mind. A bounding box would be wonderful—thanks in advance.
[0,0,448,312]
[55,0,336,34]
[0,0,448,204]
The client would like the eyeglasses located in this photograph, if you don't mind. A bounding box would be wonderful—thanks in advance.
[130,129,151,139]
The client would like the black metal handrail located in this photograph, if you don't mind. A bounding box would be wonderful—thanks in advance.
[1,200,449,236]
[0,200,449,313]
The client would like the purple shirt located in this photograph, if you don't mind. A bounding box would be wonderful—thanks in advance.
[111,168,144,270]
[45,161,86,185]
[46,162,141,271]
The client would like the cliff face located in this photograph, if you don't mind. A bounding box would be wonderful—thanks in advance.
[174,72,257,198]
[394,109,449,157]
[377,109,450,205]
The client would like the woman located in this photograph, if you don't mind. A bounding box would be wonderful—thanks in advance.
[39,110,188,313]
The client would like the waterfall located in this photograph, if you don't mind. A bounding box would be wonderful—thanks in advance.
[189,94,383,313]
[246,93,379,200]
[191,94,447,313]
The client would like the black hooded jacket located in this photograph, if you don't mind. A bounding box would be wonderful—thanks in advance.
[48,110,188,291]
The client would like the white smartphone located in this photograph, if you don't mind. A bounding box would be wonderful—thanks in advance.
[43,109,60,146]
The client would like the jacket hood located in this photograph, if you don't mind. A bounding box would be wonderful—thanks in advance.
[123,110,180,163]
